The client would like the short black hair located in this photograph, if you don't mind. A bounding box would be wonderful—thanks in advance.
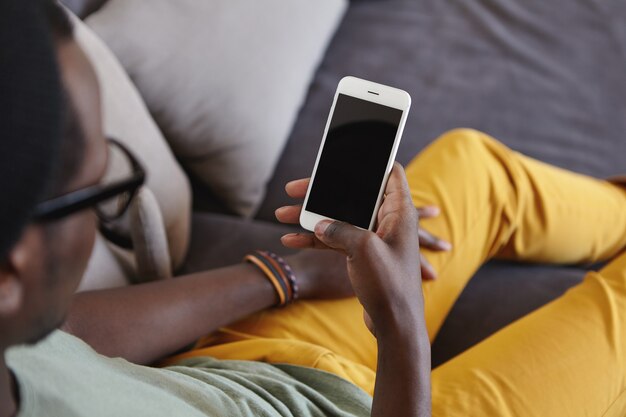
[42,1,86,199]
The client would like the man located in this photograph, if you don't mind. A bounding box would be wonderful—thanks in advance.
[1,2,429,416]
[2,2,626,416]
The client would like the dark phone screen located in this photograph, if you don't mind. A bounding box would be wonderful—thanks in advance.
[305,93,403,229]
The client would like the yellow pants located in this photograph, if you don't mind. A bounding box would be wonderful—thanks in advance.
[168,129,626,416]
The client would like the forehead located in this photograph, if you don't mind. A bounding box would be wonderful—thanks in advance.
[55,38,107,190]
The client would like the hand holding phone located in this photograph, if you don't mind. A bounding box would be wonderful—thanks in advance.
[277,163,425,329]
[299,76,411,231]
[276,76,452,280]
[277,163,432,417]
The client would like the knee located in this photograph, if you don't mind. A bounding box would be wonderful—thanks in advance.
[406,128,514,193]
[431,128,499,159]
[422,128,510,172]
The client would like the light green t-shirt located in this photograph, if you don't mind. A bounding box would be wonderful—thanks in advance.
[6,330,372,417]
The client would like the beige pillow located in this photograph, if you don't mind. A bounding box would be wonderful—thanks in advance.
[69,11,192,289]
[86,0,347,217]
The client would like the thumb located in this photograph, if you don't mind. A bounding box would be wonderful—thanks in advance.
[314,220,368,255]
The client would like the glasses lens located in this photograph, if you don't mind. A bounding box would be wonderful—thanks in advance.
[96,143,135,220]
[97,190,133,220]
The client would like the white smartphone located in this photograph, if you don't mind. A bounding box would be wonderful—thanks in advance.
[299,76,411,232]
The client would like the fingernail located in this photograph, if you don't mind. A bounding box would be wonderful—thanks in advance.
[427,205,440,216]
[423,270,437,281]
[315,220,332,236]
[439,241,452,251]
[280,233,298,243]
[428,265,438,280]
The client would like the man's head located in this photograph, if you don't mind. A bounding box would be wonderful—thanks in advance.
[0,1,107,348]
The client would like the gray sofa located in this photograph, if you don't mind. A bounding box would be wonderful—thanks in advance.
[65,0,626,367]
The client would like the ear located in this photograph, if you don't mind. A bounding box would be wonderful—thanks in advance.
[0,259,24,316]
[0,227,41,317]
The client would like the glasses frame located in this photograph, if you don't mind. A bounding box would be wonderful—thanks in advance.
[33,138,146,223]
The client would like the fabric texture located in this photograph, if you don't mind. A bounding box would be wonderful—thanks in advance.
[128,187,172,282]
[68,10,192,288]
[0,2,63,259]
[243,0,626,365]
[67,0,626,367]
[6,330,371,417]
[255,0,626,221]
[85,0,348,217]
[168,130,626,415]
[61,0,108,18]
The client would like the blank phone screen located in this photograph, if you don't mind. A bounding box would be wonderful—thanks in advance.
[305,93,404,229]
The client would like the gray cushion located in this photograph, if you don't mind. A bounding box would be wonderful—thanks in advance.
[180,213,298,275]
[430,263,585,367]
[256,0,626,221]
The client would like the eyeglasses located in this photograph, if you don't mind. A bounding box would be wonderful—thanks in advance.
[33,138,146,223]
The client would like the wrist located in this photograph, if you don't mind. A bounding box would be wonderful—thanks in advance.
[243,251,299,307]
[284,254,313,299]
[374,304,430,351]
[378,322,429,347]
[374,319,432,417]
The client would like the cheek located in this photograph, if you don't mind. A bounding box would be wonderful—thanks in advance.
[63,212,98,287]
[49,211,98,296]
[20,214,98,340]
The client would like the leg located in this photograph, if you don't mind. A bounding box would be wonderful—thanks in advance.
[407,129,626,339]
[163,298,379,394]
[165,129,626,393]
[430,250,626,416]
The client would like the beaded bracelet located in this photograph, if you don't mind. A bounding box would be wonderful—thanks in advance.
[244,250,298,307]
[260,250,299,302]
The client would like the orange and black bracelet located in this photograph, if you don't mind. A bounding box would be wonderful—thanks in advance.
[244,250,298,307]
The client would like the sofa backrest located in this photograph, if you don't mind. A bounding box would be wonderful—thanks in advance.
[62,0,108,19]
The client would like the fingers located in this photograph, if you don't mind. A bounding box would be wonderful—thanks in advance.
[376,164,418,248]
[415,204,449,278]
[415,205,452,250]
[420,253,437,280]
[418,227,452,251]
[416,205,440,219]
[279,178,309,224]
[280,232,329,250]
[275,205,302,224]
[285,178,310,199]
[378,164,417,221]
[384,163,414,209]
[314,220,370,256]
